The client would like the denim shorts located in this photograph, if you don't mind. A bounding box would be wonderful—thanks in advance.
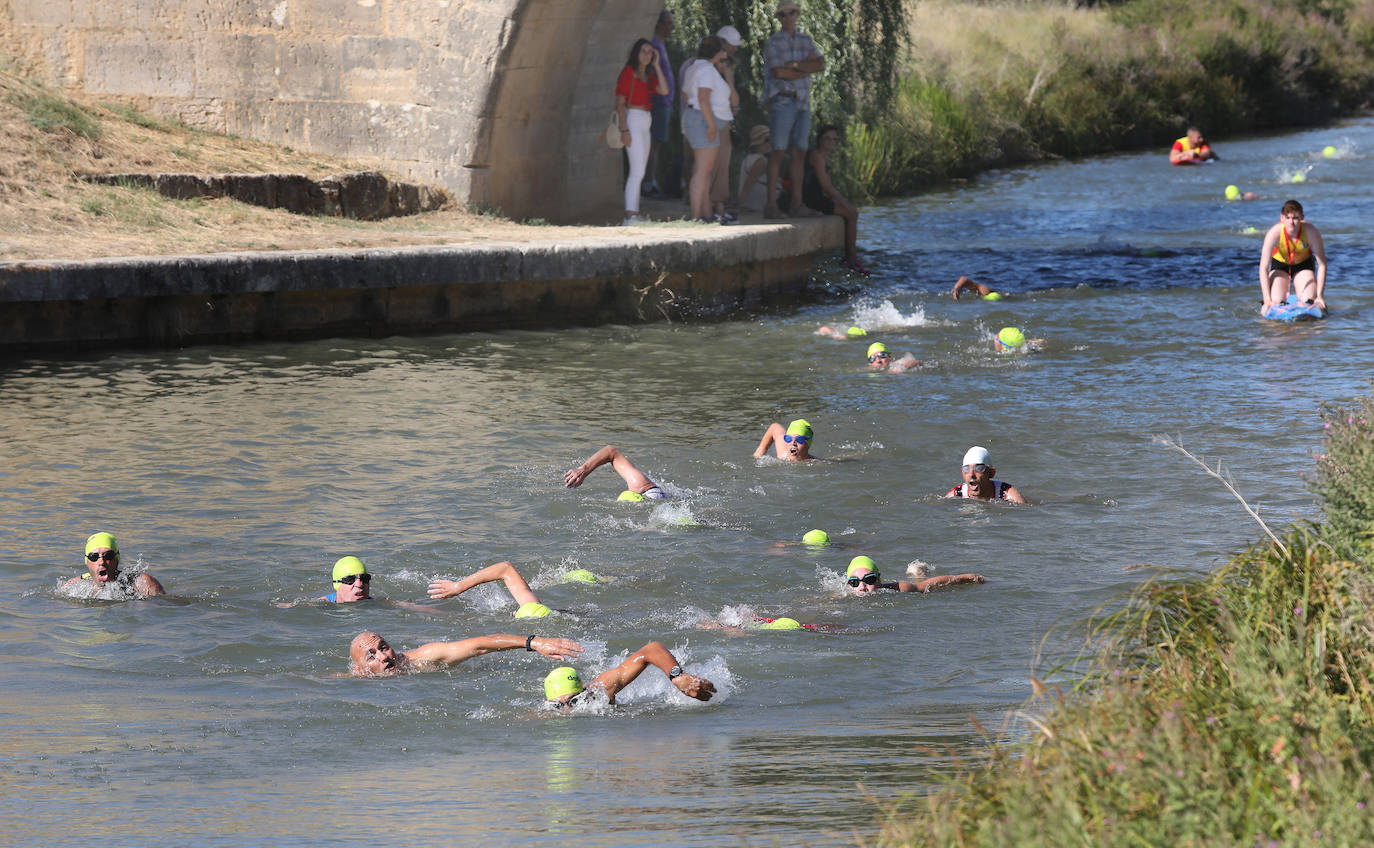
[768,96,810,152]
[681,107,720,149]
[650,101,672,143]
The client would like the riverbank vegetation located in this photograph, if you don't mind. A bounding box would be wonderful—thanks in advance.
[840,0,1374,197]
[873,393,1374,845]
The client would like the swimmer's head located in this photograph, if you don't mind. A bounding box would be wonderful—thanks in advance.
[1225,184,1241,201]
[332,556,371,601]
[982,292,1003,301]
[961,446,995,485]
[784,419,813,457]
[757,617,802,630]
[515,602,552,619]
[846,555,881,594]
[618,490,646,502]
[544,665,585,703]
[846,326,868,338]
[350,631,402,676]
[562,569,600,584]
[865,342,891,368]
[83,531,120,581]
[996,327,1025,351]
[802,529,830,546]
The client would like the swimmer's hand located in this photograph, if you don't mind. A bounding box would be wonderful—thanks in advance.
[532,637,584,661]
[563,466,590,488]
[673,673,716,701]
[427,578,462,599]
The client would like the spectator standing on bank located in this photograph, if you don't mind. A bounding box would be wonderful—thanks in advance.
[682,36,730,222]
[711,25,744,222]
[762,0,824,219]
[645,10,676,199]
[615,38,669,225]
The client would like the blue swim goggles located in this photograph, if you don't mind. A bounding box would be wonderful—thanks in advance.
[783,434,809,444]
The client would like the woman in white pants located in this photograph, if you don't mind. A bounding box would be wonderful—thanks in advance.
[616,39,668,225]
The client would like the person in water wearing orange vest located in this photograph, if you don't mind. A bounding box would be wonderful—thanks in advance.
[1169,127,1218,165]
[1259,199,1328,313]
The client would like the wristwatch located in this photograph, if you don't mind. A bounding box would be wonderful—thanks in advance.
[668,665,683,679]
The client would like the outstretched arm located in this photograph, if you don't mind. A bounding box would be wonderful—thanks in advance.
[427,560,540,606]
[564,445,655,492]
[406,634,583,667]
[754,422,784,458]
[951,276,992,300]
[895,574,987,593]
[590,640,716,703]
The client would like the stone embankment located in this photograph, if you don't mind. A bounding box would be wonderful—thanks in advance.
[81,171,448,220]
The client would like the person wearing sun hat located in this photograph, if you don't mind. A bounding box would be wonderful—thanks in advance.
[754,418,818,461]
[320,555,373,603]
[943,446,1027,503]
[427,560,554,618]
[842,555,986,596]
[542,640,715,711]
[763,0,825,219]
[66,531,165,597]
[563,444,667,500]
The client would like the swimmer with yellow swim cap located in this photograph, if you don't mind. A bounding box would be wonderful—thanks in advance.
[65,531,165,597]
[943,445,1027,503]
[349,629,583,677]
[541,640,715,710]
[322,556,372,603]
[814,324,868,340]
[428,560,558,618]
[950,276,1004,301]
[993,326,1045,353]
[865,341,921,373]
[564,445,667,501]
[843,555,985,596]
[754,418,818,461]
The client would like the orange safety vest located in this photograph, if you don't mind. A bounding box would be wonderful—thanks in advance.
[1173,135,1210,160]
[1272,224,1312,265]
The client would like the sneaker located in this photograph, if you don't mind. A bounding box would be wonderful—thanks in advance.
[791,205,823,218]
[843,257,872,277]
[641,183,664,199]
[622,214,647,226]
[720,211,740,225]
[764,204,787,220]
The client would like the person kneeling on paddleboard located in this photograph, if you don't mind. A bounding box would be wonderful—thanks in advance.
[1259,199,1328,315]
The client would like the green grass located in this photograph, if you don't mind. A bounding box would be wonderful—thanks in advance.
[10,88,102,140]
[873,396,1374,845]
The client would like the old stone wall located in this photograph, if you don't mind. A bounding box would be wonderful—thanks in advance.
[0,0,655,223]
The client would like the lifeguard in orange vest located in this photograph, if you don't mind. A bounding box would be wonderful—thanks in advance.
[1170,127,1218,165]
[1259,199,1328,313]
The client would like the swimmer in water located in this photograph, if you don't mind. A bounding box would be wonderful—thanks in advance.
[65,532,165,597]
[950,276,1004,301]
[815,325,867,340]
[865,342,920,373]
[349,630,583,677]
[843,556,985,595]
[320,556,372,602]
[993,327,1044,353]
[564,445,667,501]
[427,560,555,618]
[542,640,716,711]
[754,418,818,461]
[943,445,1027,503]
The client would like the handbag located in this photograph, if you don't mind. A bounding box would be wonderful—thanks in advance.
[605,110,624,149]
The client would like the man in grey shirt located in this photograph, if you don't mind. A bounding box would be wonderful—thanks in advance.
[762,0,824,219]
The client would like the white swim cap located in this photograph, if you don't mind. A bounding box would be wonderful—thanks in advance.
[962,446,991,467]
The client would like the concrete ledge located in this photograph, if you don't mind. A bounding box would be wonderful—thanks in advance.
[0,218,843,351]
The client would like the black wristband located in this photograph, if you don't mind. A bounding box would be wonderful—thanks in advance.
[525,634,536,651]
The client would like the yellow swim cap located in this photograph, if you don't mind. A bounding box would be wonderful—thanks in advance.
[846,326,867,338]
[516,601,552,619]
[982,292,1003,301]
[786,419,813,438]
[758,617,802,630]
[998,327,1025,349]
[544,666,585,701]
[618,490,646,502]
[85,532,118,555]
[562,569,599,584]
[1225,184,1241,200]
[847,556,879,577]
[332,556,367,583]
[1323,145,1337,158]
[802,529,830,546]
[865,342,889,360]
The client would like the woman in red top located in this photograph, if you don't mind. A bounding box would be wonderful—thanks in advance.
[616,39,668,225]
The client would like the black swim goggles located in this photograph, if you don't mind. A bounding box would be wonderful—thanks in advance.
[337,573,371,585]
[86,551,118,562]
[846,573,881,587]
[868,353,892,362]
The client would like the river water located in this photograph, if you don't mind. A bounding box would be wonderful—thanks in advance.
[3,117,1371,847]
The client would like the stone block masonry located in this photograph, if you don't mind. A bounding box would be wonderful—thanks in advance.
[2,0,659,223]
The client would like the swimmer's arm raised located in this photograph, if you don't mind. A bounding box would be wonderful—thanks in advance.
[950,276,992,300]
[753,423,784,458]
[406,634,583,667]
[427,560,539,606]
[590,640,715,703]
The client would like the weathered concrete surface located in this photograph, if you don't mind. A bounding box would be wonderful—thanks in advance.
[1,0,654,223]
[82,171,449,219]
[0,218,844,352]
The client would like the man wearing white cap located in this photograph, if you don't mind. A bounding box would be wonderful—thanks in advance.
[943,446,1027,503]
[762,0,824,219]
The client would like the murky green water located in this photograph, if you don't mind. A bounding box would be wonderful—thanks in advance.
[2,118,1370,847]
